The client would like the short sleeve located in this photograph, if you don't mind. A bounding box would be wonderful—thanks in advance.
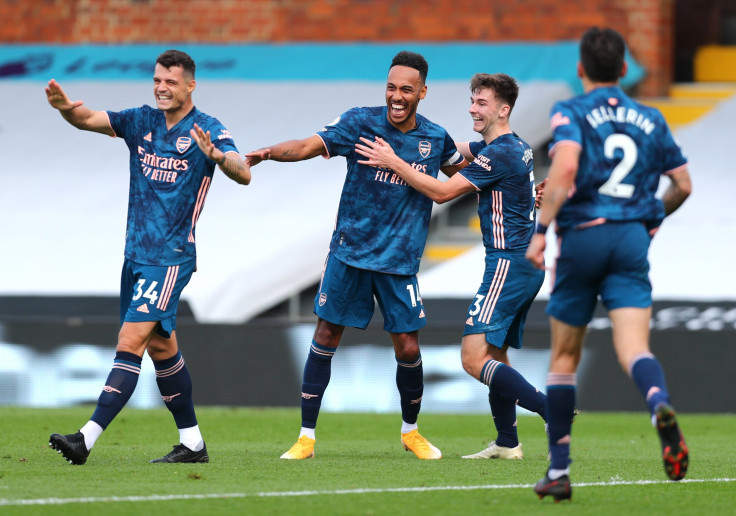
[547,101,582,157]
[316,108,362,158]
[107,107,139,141]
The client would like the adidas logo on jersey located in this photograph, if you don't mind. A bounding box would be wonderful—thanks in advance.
[419,309,425,319]
[137,304,150,313]
[143,132,152,142]
[466,317,474,326]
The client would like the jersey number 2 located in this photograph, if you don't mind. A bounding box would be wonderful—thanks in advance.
[598,134,637,199]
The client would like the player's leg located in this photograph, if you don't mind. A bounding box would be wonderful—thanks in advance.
[610,307,688,480]
[534,316,584,500]
[462,252,546,459]
[282,255,372,459]
[536,226,602,500]
[49,320,158,464]
[460,336,520,459]
[148,330,209,463]
[49,259,159,465]
[390,331,441,459]
[603,222,687,480]
[280,319,344,459]
[375,272,438,459]
[461,337,545,459]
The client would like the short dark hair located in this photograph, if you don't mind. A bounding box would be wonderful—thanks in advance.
[470,73,519,115]
[389,51,428,84]
[156,49,196,78]
[580,27,626,83]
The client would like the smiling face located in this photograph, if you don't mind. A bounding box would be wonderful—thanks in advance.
[385,65,427,132]
[469,87,510,141]
[153,63,194,116]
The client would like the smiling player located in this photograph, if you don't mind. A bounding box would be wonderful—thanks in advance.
[46,50,250,465]
[246,51,467,461]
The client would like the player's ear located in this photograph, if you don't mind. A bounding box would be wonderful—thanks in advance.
[418,84,427,100]
[188,79,196,94]
[576,62,584,79]
[620,60,628,78]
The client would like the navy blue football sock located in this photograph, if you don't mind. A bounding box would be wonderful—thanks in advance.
[630,353,671,415]
[154,351,197,429]
[480,359,547,420]
[90,351,142,429]
[546,373,576,471]
[396,354,423,425]
[301,340,335,429]
[489,387,518,448]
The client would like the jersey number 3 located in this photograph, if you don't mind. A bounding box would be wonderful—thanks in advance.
[598,133,637,199]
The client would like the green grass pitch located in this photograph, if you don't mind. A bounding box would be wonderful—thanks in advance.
[1,407,735,515]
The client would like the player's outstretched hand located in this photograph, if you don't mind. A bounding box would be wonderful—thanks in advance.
[190,123,226,164]
[45,79,83,112]
[355,136,398,169]
[525,234,546,270]
[244,148,271,168]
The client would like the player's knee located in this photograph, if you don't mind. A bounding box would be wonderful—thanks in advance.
[314,320,343,346]
[395,341,420,362]
[460,354,480,378]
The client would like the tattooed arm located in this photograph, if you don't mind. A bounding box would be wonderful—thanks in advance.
[244,135,326,167]
[190,123,251,185]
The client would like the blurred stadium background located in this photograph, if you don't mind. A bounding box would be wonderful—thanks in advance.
[0,0,734,414]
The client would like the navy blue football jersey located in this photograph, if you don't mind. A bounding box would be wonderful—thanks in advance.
[107,105,238,265]
[548,86,687,231]
[317,106,462,275]
[461,133,536,251]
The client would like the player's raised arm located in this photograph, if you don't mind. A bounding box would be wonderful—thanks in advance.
[244,135,326,167]
[45,79,114,136]
[190,123,251,185]
[356,136,474,204]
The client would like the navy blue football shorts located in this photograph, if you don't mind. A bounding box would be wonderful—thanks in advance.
[463,249,545,349]
[314,254,427,333]
[119,258,196,338]
[547,221,652,327]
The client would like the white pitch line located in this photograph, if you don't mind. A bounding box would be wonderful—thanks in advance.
[1,478,734,506]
